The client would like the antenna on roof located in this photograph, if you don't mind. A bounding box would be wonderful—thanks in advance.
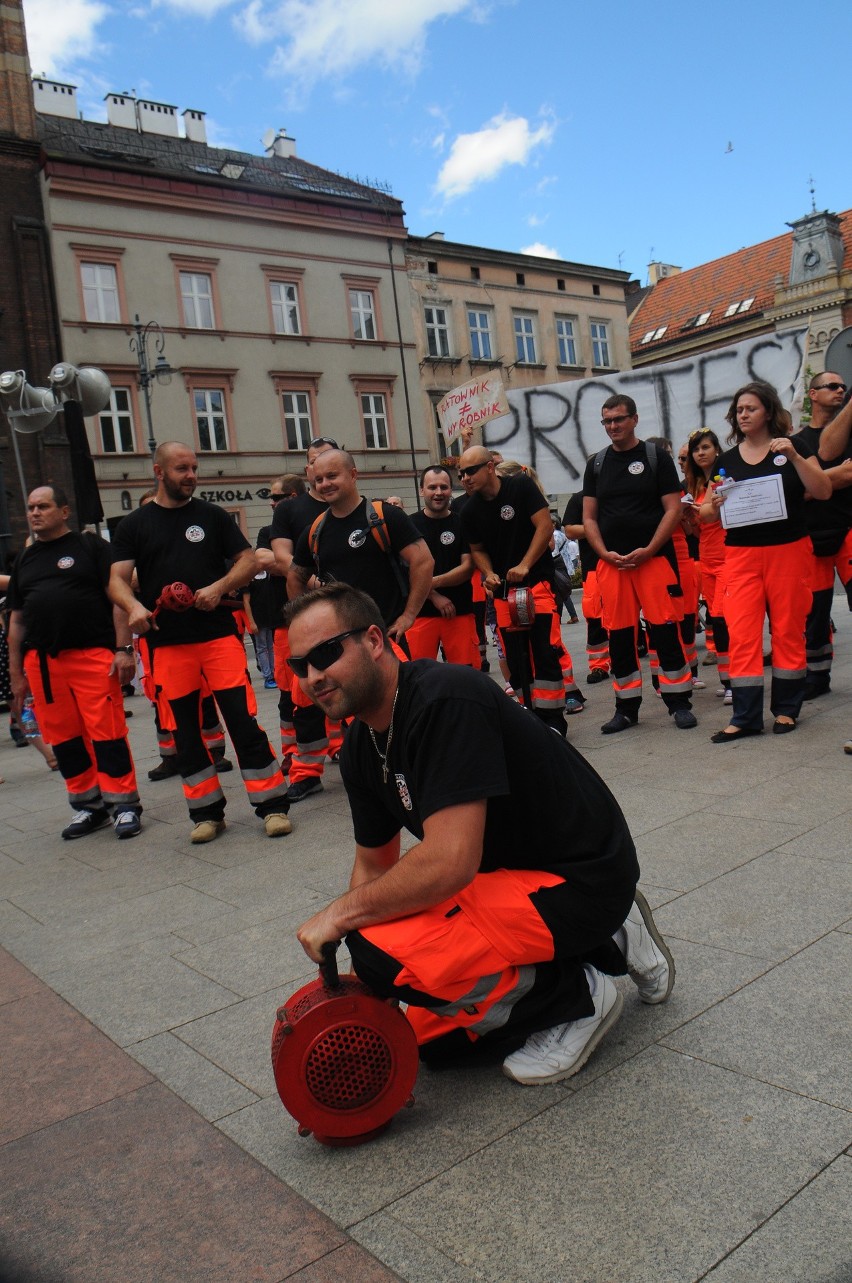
[808,174,817,213]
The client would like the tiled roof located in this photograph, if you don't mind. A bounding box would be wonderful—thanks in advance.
[36,116,402,213]
[629,209,852,355]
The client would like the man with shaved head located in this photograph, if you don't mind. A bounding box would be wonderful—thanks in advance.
[287,449,434,649]
[110,442,291,844]
[457,446,581,733]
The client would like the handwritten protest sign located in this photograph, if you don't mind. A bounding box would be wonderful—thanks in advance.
[482,328,808,495]
[438,374,509,443]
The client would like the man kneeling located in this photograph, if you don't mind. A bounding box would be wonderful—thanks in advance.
[289,584,674,1084]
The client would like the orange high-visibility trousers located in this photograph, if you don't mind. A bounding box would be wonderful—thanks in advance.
[406,613,479,665]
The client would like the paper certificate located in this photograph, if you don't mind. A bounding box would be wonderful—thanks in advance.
[719,474,788,530]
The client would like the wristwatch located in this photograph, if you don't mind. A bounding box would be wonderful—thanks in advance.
[116,644,135,655]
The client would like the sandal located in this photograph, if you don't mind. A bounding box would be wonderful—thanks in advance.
[710,726,763,743]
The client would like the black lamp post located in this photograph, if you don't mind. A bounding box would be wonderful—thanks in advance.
[129,314,172,455]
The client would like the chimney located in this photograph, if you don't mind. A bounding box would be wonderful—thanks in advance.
[264,128,296,160]
[137,97,179,138]
[182,108,206,144]
[105,92,137,129]
[32,77,78,120]
[648,261,681,286]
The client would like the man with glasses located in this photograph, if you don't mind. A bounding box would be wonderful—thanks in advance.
[583,395,697,733]
[457,446,580,734]
[269,438,343,801]
[286,582,674,1086]
[793,373,852,698]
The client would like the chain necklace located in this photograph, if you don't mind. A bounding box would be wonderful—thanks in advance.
[367,682,399,785]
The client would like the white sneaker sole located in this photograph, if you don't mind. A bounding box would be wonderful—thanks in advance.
[632,889,675,1004]
[503,989,624,1085]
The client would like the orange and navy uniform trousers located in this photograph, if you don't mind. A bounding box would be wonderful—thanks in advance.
[136,637,226,761]
[581,568,610,674]
[273,627,343,781]
[695,489,730,686]
[347,867,632,1062]
[805,528,852,688]
[596,554,692,715]
[494,581,582,733]
[406,612,479,666]
[471,572,488,668]
[721,537,813,728]
[149,635,288,822]
[24,648,140,816]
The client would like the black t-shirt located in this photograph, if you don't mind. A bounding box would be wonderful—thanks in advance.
[248,525,288,629]
[270,491,327,547]
[717,440,816,548]
[459,474,553,585]
[111,498,249,646]
[342,661,639,940]
[583,442,680,555]
[291,498,421,624]
[561,491,597,577]
[8,532,115,655]
[791,425,852,547]
[409,510,473,617]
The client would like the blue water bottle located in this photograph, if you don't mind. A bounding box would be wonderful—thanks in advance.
[21,696,39,739]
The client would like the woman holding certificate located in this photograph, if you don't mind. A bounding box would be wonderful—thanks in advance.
[701,382,831,741]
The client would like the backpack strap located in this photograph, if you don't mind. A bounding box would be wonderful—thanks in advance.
[367,500,409,597]
[307,511,328,575]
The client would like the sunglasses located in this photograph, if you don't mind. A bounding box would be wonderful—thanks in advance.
[287,627,367,678]
[812,382,846,392]
[601,414,633,426]
[458,461,488,479]
[308,437,339,449]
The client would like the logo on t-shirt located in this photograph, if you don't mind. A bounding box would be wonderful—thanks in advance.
[500,505,515,521]
[348,529,367,549]
[773,454,787,467]
[395,773,413,811]
[628,461,645,475]
[56,556,74,569]
[185,526,205,543]
[440,530,456,546]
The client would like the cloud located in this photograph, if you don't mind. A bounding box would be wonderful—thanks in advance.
[526,212,547,228]
[520,242,561,259]
[236,0,475,85]
[151,0,238,12]
[22,0,110,77]
[436,112,555,200]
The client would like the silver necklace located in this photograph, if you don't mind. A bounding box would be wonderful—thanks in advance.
[367,683,399,784]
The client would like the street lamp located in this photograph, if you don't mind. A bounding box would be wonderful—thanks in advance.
[129,314,172,455]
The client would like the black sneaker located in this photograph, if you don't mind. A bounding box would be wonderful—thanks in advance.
[213,755,234,773]
[802,680,830,701]
[287,777,324,802]
[113,811,142,839]
[601,712,638,735]
[586,670,610,685]
[62,808,110,840]
[672,709,698,729]
[148,757,180,781]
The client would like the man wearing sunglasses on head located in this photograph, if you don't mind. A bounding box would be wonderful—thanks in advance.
[456,446,581,734]
[583,395,697,734]
[268,438,345,801]
[287,582,674,1085]
[286,449,434,652]
[791,373,852,699]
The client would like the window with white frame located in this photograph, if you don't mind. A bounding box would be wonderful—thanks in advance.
[556,316,578,366]
[98,388,134,452]
[180,272,215,329]
[193,388,228,451]
[468,309,493,360]
[590,320,611,367]
[282,391,313,451]
[361,393,389,449]
[270,280,301,335]
[81,263,120,323]
[513,312,537,363]
[350,289,376,340]
[424,305,451,357]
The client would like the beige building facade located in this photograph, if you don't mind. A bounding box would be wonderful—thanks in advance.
[406,234,631,462]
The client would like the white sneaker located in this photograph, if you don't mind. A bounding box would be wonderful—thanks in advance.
[724,688,733,705]
[617,890,675,1004]
[692,677,706,690]
[502,968,622,1085]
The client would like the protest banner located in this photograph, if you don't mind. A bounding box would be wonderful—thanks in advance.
[438,374,509,443]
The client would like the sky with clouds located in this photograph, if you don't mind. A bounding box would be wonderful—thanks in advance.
[20,0,852,282]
